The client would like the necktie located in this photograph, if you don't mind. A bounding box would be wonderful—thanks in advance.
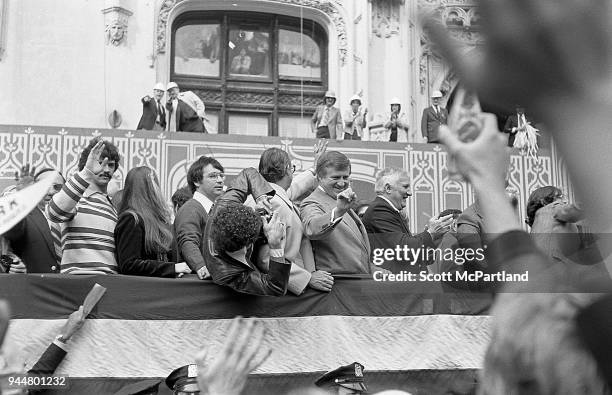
[320,107,330,127]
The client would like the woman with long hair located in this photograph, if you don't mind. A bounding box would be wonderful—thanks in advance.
[115,166,191,277]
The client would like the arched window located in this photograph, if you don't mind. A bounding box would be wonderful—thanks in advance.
[171,11,328,137]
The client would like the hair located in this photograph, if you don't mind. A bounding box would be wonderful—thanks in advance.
[526,186,563,227]
[374,167,409,194]
[187,156,224,193]
[34,168,65,182]
[439,208,462,219]
[171,186,193,212]
[259,148,291,184]
[118,166,173,254]
[211,203,262,252]
[480,293,609,395]
[78,138,121,171]
[315,151,351,179]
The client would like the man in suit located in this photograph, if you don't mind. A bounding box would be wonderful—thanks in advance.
[300,151,384,275]
[503,105,533,147]
[136,82,166,131]
[421,90,448,143]
[253,147,334,293]
[204,168,291,296]
[311,91,343,139]
[4,167,64,273]
[166,82,206,133]
[362,167,453,274]
[175,156,225,280]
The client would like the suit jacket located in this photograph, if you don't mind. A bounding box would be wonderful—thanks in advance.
[115,212,176,277]
[361,196,434,273]
[137,96,166,130]
[4,208,60,273]
[311,105,343,138]
[28,343,66,375]
[175,198,209,273]
[166,99,205,133]
[503,113,533,147]
[249,170,317,295]
[384,112,410,140]
[300,187,372,274]
[205,168,291,296]
[343,109,367,138]
[421,106,448,142]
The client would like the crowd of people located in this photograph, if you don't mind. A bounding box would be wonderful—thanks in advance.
[136,80,535,146]
[3,0,612,393]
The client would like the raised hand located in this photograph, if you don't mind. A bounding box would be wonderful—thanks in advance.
[262,211,286,250]
[313,140,328,168]
[196,317,271,395]
[14,164,37,190]
[84,140,108,177]
[336,187,356,217]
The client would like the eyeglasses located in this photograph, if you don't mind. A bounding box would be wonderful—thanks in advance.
[205,173,225,180]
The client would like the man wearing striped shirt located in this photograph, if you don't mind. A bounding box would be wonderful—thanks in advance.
[48,139,121,274]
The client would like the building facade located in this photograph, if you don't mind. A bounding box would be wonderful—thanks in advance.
[0,0,482,141]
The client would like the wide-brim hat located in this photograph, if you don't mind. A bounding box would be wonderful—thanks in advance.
[166,82,179,91]
[431,90,443,98]
[153,83,165,92]
[324,90,337,100]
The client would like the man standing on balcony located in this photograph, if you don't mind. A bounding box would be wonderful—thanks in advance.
[421,90,448,143]
[343,95,367,141]
[311,91,343,139]
[137,82,166,131]
[166,82,206,133]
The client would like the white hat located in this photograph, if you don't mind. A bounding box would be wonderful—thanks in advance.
[153,83,165,91]
[324,90,337,99]
[166,82,179,91]
[349,94,362,104]
[431,90,443,98]
[389,97,401,106]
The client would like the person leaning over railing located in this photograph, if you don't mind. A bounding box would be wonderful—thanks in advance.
[114,166,192,278]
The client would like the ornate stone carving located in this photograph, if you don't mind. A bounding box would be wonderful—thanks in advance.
[371,0,402,38]
[191,89,223,103]
[156,0,349,65]
[102,5,133,46]
[278,94,322,107]
[225,91,275,105]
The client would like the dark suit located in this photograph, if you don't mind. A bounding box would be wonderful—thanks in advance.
[4,208,60,273]
[166,99,205,133]
[362,196,434,273]
[204,168,291,296]
[421,106,448,143]
[503,113,532,147]
[175,199,209,273]
[115,212,176,277]
[28,343,66,375]
[137,97,166,130]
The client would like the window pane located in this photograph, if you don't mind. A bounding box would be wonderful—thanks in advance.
[228,113,269,136]
[228,28,270,77]
[204,111,219,134]
[279,115,312,138]
[174,24,220,77]
[278,29,321,80]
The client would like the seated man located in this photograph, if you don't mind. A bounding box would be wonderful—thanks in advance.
[300,151,380,274]
[204,168,291,296]
[362,167,452,274]
[252,146,334,294]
